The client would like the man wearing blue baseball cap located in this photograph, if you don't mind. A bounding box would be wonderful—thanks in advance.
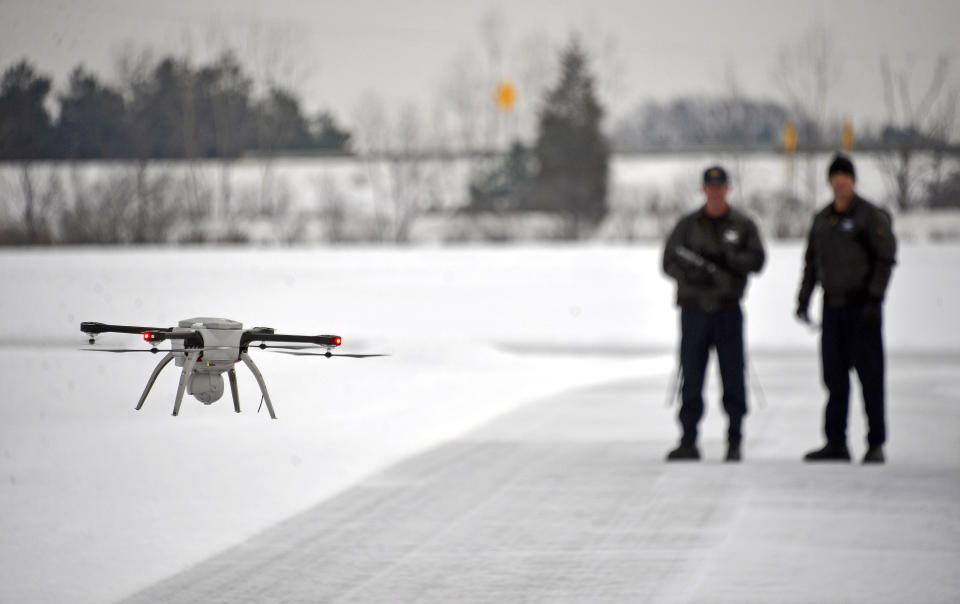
[662,165,766,461]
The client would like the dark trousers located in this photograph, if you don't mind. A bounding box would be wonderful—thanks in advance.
[678,306,747,445]
[821,304,886,447]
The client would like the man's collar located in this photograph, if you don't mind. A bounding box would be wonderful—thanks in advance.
[831,194,861,215]
[700,205,730,219]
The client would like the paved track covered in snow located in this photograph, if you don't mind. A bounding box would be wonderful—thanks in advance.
[121,350,960,603]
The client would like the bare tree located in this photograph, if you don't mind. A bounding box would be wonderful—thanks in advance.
[1,167,62,244]
[438,49,486,153]
[313,175,350,243]
[352,93,443,243]
[221,22,316,233]
[479,9,508,151]
[773,23,842,204]
[114,45,161,243]
[717,65,750,204]
[389,103,442,242]
[599,184,651,241]
[352,91,393,241]
[878,54,958,211]
[513,31,556,143]
[436,10,558,153]
[60,167,131,244]
[578,21,628,131]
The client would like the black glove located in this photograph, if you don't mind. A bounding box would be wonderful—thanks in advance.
[701,250,726,271]
[721,249,743,275]
[861,300,883,327]
[684,266,716,287]
[795,303,811,324]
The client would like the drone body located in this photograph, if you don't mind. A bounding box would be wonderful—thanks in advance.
[170,317,244,406]
[81,317,381,419]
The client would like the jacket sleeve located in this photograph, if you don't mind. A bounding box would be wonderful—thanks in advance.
[865,208,897,302]
[797,216,818,311]
[662,218,687,282]
[723,220,765,275]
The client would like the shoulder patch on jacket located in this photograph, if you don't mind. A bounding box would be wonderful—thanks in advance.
[874,207,893,236]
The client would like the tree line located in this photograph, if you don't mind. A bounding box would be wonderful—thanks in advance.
[0,53,351,161]
[0,38,610,245]
[0,26,956,246]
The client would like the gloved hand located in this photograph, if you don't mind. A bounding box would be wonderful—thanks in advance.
[861,300,883,327]
[721,249,743,275]
[795,304,811,325]
[684,266,716,287]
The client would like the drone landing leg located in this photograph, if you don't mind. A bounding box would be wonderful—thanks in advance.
[173,351,202,416]
[240,352,277,419]
[228,368,240,413]
[136,352,175,411]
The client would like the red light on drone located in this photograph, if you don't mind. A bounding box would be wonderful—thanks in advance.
[143,332,152,341]
[334,336,342,347]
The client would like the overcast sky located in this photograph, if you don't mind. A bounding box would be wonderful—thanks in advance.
[2,0,958,131]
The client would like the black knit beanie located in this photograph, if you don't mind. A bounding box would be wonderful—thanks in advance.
[828,154,855,180]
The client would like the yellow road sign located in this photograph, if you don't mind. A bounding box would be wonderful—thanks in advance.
[784,119,797,154]
[496,80,517,112]
[842,118,854,151]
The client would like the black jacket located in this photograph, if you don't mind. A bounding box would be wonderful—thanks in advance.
[797,194,897,310]
[663,206,766,312]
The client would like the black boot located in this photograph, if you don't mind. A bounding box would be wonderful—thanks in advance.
[803,443,851,462]
[666,443,700,461]
[863,445,885,464]
[725,441,741,462]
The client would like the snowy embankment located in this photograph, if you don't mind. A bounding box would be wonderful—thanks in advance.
[0,243,958,604]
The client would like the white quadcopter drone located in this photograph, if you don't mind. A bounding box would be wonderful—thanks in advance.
[81,317,386,419]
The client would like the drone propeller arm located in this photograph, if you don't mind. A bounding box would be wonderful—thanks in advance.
[81,322,173,336]
[81,321,200,346]
[241,332,341,348]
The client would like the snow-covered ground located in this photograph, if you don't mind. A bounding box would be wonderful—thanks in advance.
[1,243,958,603]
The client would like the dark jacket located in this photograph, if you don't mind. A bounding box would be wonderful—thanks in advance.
[663,206,766,312]
[797,194,897,310]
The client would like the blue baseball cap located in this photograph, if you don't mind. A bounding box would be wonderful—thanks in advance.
[703,166,728,185]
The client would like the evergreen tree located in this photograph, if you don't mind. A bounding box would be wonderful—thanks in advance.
[0,60,53,160]
[0,60,55,243]
[255,88,314,151]
[193,52,254,157]
[56,66,129,158]
[530,39,609,236]
[0,55,352,160]
[311,111,352,151]
[126,57,194,158]
[467,142,536,213]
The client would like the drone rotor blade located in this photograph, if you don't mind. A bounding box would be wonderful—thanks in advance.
[81,348,163,353]
[254,344,329,350]
[268,350,389,358]
[81,346,236,354]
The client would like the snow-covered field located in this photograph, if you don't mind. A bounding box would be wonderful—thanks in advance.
[1,243,958,603]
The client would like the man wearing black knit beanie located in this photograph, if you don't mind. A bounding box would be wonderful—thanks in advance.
[796,153,897,463]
